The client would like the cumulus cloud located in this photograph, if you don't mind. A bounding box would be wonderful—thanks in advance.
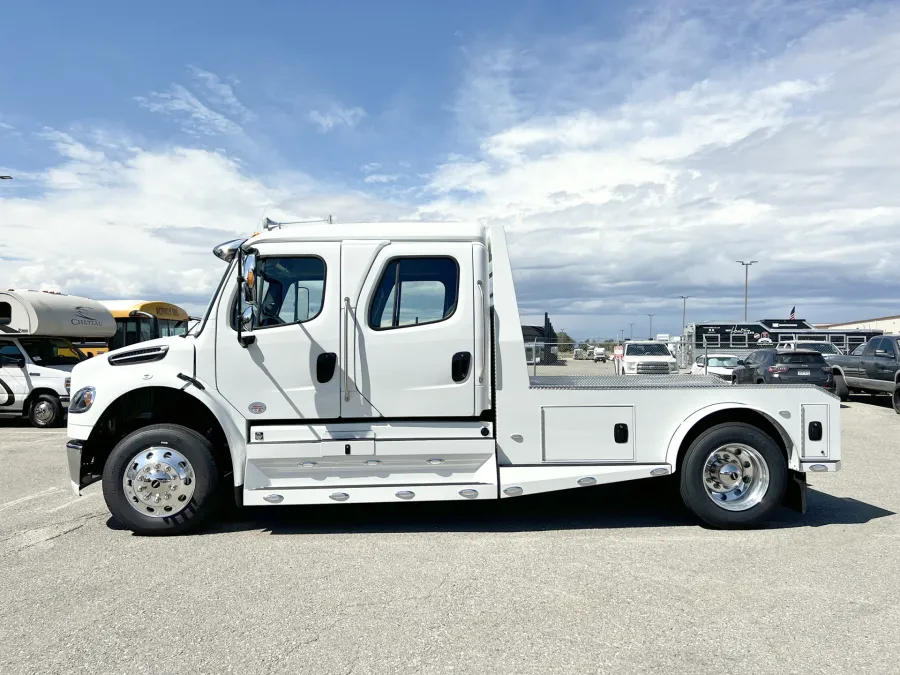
[0,133,404,314]
[308,105,366,133]
[421,1,900,335]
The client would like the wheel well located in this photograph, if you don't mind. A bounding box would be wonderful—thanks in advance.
[24,387,62,412]
[83,387,232,483]
[676,408,789,471]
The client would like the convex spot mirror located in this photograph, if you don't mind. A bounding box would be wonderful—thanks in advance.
[240,306,254,332]
[241,252,258,305]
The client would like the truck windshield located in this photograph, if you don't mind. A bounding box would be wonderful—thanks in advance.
[708,357,740,367]
[777,352,826,365]
[18,337,84,366]
[626,344,670,356]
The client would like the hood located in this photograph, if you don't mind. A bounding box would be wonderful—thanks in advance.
[28,363,75,377]
[72,335,195,381]
[705,366,735,375]
[627,354,675,362]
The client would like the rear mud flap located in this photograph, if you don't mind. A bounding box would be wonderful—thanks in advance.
[784,470,807,514]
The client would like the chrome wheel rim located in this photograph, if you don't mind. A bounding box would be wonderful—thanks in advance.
[33,401,55,423]
[703,443,769,512]
[122,447,196,518]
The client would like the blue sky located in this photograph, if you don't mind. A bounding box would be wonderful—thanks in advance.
[2,0,898,337]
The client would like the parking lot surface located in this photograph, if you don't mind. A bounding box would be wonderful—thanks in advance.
[1,397,898,675]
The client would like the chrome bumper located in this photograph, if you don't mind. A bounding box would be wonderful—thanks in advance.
[66,440,84,495]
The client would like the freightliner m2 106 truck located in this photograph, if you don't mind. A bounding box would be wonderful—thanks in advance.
[66,223,841,534]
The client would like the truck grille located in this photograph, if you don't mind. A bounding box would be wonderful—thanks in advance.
[637,362,669,374]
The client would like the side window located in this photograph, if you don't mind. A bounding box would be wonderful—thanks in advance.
[236,256,326,329]
[880,338,895,356]
[695,356,704,366]
[369,257,459,329]
[0,341,23,365]
[0,301,11,326]
[744,352,757,366]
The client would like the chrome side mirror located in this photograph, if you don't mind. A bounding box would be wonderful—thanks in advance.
[240,306,254,332]
[242,253,258,305]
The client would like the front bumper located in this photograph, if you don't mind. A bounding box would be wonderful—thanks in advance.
[60,395,71,409]
[66,439,84,495]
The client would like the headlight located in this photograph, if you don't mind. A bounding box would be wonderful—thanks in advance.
[69,387,96,414]
[625,362,637,372]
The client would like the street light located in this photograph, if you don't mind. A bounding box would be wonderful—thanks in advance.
[628,322,634,340]
[735,261,758,321]
[678,296,690,335]
[646,313,655,339]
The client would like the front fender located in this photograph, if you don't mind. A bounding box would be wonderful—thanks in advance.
[665,402,799,471]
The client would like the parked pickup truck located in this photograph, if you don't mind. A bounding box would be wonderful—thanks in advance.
[829,336,900,412]
[66,221,841,535]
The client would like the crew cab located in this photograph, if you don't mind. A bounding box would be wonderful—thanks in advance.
[614,341,678,375]
[830,336,900,411]
[66,222,841,535]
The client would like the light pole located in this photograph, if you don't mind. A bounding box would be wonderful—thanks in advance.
[736,261,758,321]
[628,322,634,340]
[646,313,655,339]
[678,296,690,335]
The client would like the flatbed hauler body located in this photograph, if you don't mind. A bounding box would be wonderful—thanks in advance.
[66,223,841,534]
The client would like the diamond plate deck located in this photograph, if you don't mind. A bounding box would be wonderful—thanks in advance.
[528,375,825,390]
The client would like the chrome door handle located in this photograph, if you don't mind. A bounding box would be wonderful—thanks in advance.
[477,280,486,384]
[343,297,350,402]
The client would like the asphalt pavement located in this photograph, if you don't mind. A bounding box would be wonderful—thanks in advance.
[1,396,898,675]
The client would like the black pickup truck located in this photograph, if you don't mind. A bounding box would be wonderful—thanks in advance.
[830,336,900,412]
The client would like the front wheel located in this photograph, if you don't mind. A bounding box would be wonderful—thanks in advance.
[102,424,220,535]
[29,394,62,428]
[680,423,787,529]
[893,387,900,415]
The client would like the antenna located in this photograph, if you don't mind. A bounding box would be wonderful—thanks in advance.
[262,216,334,231]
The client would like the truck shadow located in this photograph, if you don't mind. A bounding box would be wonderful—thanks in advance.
[194,478,895,536]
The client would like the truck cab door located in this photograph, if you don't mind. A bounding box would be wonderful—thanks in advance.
[0,341,28,413]
[871,337,898,385]
[215,242,342,421]
[342,242,477,418]
[860,338,881,382]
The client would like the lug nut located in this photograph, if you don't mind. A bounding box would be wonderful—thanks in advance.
[735,449,742,456]
[719,494,727,501]
[743,461,750,469]
[743,476,751,484]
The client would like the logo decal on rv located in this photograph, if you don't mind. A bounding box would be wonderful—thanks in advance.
[71,306,102,327]
[248,402,267,414]
[0,378,14,407]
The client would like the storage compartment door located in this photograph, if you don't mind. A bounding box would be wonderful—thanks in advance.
[801,404,829,459]
[542,406,635,462]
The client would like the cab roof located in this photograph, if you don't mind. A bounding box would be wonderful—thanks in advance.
[247,221,488,246]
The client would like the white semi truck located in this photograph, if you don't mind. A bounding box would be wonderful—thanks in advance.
[66,223,840,534]
[1,290,116,427]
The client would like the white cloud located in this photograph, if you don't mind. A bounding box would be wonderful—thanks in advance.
[308,105,366,133]
[363,173,400,184]
[0,133,404,314]
[360,162,381,173]
[419,1,900,335]
[136,84,243,136]
[186,66,253,121]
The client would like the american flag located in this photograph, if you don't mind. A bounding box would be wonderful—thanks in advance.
[789,306,796,320]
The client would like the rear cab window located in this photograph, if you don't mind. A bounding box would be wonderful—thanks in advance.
[777,352,826,366]
[369,257,459,329]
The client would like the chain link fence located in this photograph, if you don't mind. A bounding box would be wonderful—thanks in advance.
[524,340,618,377]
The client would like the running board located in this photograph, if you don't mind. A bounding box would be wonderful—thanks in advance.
[243,482,497,506]
[498,464,672,497]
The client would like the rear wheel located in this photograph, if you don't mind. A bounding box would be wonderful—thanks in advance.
[102,424,220,535]
[28,394,62,428]
[833,373,850,401]
[680,423,787,529]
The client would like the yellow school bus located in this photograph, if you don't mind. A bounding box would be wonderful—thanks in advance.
[74,300,192,356]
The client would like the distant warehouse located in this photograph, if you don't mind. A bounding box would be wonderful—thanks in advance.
[816,314,900,334]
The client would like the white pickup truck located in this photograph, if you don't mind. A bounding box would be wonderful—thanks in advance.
[66,222,841,534]
[614,340,678,375]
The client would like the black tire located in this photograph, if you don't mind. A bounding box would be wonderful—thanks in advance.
[102,424,220,535]
[833,374,850,402]
[756,379,765,385]
[28,393,62,428]
[680,423,787,529]
[893,387,900,415]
